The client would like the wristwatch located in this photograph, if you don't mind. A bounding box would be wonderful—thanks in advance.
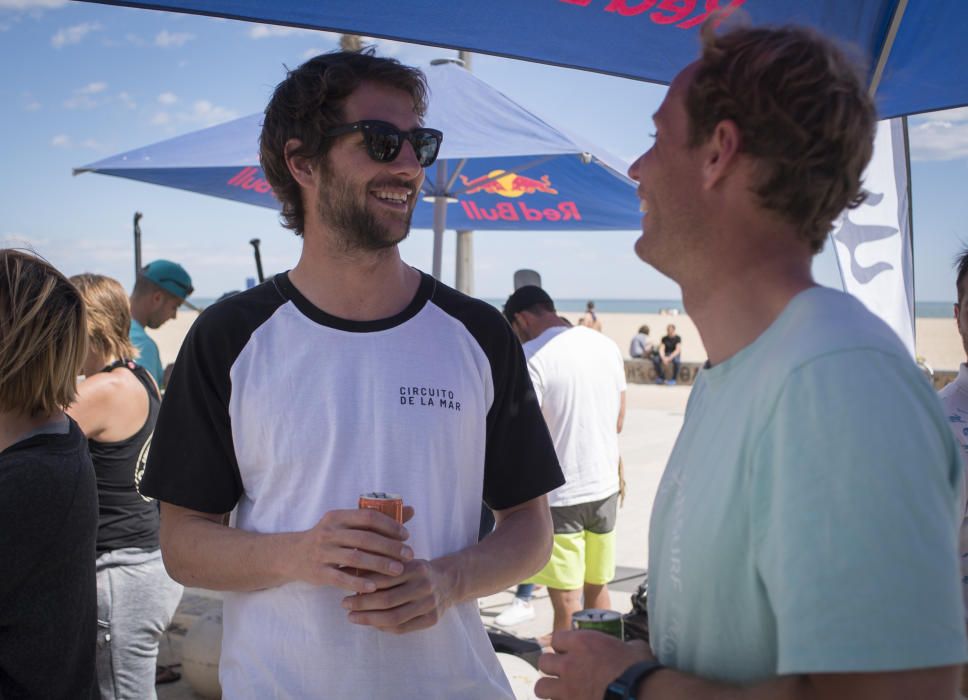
[603,660,665,700]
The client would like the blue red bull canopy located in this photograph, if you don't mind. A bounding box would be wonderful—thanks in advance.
[73,0,967,119]
[75,60,641,232]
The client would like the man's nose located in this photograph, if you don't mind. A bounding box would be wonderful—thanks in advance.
[627,154,642,182]
[390,139,423,179]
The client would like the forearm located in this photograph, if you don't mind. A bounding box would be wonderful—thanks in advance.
[160,508,299,591]
[433,497,552,604]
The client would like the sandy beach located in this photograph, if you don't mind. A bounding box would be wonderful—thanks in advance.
[149,307,965,373]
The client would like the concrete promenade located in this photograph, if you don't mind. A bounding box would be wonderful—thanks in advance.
[157,383,689,699]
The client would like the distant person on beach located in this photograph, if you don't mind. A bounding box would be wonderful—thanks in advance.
[128,259,194,389]
[0,250,98,699]
[537,24,965,700]
[497,286,625,640]
[141,50,561,699]
[67,273,183,699]
[938,246,968,696]
[629,324,653,359]
[578,300,603,331]
[653,324,682,384]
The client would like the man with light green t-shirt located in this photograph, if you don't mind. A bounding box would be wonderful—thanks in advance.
[536,24,967,700]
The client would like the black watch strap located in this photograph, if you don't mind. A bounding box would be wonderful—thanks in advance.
[603,659,665,700]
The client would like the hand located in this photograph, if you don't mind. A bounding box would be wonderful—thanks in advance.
[535,630,653,700]
[341,557,456,634]
[288,506,415,593]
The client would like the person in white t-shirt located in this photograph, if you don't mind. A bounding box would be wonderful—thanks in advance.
[141,51,563,699]
[938,246,968,697]
[498,285,626,640]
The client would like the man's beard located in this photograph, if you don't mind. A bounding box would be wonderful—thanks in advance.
[315,165,415,253]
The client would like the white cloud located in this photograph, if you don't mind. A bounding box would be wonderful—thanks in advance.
[22,92,41,111]
[248,24,313,39]
[118,91,136,110]
[51,21,100,48]
[150,99,237,131]
[154,29,194,47]
[186,99,237,126]
[80,138,102,149]
[910,107,968,161]
[158,92,178,105]
[78,81,107,95]
[0,0,67,8]
[64,95,96,110]
[51,133,71,148]
[124,33,147,47]
[64,82,107,110]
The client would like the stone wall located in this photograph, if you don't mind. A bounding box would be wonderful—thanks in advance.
[625,359,702,385]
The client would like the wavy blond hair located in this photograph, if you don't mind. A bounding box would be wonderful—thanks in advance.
[70,273,137,361]
[686,24,876,252]
[0,249,87,416]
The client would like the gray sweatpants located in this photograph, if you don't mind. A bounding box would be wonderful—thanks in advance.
[96,547,184,700]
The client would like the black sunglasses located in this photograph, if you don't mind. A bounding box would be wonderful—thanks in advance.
[324,120,443,168]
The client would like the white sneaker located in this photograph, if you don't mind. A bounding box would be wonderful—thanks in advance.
[494,597,535,627]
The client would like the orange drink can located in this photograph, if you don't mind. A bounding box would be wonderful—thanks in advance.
[358,492,404,523]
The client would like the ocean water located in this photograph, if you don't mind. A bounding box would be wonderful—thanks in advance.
[191,296,955,318]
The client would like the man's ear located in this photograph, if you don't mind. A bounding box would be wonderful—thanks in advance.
[702,119,741,190]
[285,138,315,188]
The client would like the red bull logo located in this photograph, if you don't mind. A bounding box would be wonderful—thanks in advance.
[227,167,274,195]
[458,170,580,222]
[559,0,745,30]
[460,170,558,198]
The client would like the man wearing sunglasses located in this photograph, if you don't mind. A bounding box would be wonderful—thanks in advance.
[128,258,195,388]
[142,50,562,699]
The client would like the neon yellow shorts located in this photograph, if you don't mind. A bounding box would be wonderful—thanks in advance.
[527,493,617,591]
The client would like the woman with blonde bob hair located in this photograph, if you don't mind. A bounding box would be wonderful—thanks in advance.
[67,273,183,699]
[0,249,99,698]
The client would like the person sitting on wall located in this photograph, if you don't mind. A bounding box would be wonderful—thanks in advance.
[653,324,682,385]
[630,325,654,359]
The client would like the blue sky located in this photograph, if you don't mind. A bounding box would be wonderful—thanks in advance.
[2,1,967,302]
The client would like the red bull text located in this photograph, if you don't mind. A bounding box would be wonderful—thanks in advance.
[459,170,581,222]
[558,0,745,30]
[227,167,273,194]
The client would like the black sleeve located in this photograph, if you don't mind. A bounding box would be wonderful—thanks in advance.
[431,285,563,511]
[140,281,285,514]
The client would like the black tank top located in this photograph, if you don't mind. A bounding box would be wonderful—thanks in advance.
[89,359,161,555]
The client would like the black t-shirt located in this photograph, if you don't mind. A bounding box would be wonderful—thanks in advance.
[89,360,161,555]
[661,334,682,355]
[0,418,98,699]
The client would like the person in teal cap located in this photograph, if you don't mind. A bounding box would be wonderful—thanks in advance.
[128,259,194,388]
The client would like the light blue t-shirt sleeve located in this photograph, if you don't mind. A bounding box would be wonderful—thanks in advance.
[752,349,967,674]
[131,328,164,387]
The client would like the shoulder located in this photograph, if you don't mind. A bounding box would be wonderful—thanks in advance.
[425,278,514,348]
[778,287,911,369]
[181,276,290,364]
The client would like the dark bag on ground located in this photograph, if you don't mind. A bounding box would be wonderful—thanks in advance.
[622,572,649,643]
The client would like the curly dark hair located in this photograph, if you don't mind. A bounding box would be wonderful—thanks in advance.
[685,25,876,252]
[259,49,429,237]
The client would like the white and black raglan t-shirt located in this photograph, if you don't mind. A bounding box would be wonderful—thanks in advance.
[142,271,562,699]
